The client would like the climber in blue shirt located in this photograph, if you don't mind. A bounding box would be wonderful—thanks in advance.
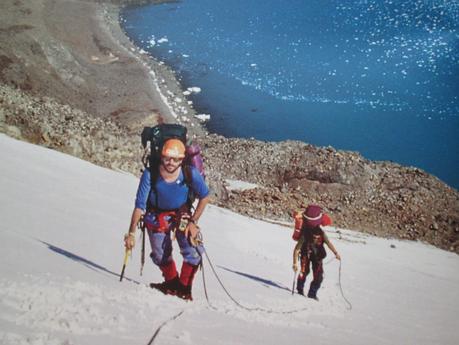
[124,138,209,300]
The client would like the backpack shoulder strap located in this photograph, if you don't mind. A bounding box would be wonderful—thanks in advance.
[183,164,193,187]
[182,164,196,211]
[148,163,160,211]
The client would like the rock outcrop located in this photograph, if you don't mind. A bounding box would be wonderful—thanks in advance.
[201,135,459,253]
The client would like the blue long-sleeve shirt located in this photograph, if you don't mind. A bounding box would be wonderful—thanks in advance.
[135,167,209,211]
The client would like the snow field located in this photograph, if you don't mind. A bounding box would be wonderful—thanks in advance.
[0,134,458,345]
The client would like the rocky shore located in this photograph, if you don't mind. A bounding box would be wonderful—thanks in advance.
[1,0,458,253]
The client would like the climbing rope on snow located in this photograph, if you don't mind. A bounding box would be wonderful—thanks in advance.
[315,256,353,310]
[198,233,353,314]
[201,247,315,315]
[146,310,185,345]
[200,253,218,311]
[338,260,353,310]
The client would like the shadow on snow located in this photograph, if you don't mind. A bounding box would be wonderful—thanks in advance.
[218,265,291,292]
[38,240,140,285]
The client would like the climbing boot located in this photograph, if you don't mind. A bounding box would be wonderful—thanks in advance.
[176,283,193,301]
[307,292,319,301]
[150,276,180,295]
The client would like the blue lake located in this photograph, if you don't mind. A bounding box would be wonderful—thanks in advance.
[121,0,459,189]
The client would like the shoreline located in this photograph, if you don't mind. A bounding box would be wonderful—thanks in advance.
[101,2,208,138]
[114,0,459,190]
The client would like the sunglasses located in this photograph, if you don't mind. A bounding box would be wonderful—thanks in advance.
[162,156,183,163]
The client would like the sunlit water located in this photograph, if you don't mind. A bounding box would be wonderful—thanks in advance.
[121,0,459,188]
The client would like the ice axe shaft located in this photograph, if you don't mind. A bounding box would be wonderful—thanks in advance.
[292,271,297,295]
[119,249,131,282]
[140,218,145,276]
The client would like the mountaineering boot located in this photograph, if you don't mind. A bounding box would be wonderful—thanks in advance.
[307,292,319,301]
[150,276,180,295]
[176,282,193,301]
[150,260,179,294]
[178,262,199,301]
[307,277,321,301]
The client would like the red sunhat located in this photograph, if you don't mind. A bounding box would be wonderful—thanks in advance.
[303,204,323,227]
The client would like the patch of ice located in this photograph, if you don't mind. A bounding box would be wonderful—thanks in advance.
[194,114,211,122]
[187,87,201,94]
[225,179,259,191]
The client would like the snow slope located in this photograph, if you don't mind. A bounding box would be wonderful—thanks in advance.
[0,133,458,345]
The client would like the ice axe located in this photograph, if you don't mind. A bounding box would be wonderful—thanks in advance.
[292,253,300,295]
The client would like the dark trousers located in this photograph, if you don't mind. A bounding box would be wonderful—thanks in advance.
[297,254,323,297]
